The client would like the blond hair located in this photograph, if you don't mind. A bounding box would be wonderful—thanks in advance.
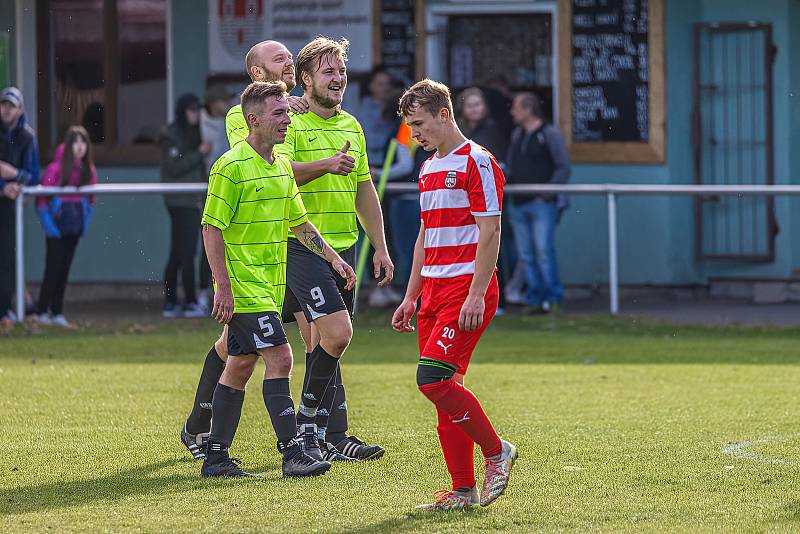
[240,81,287,124]
[398,79,453,119]
[296,36,349,90]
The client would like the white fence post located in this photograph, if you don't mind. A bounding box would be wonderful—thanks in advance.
[15,192,25,321]
[607,192,619,316]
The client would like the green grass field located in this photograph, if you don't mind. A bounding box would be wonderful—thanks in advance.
[2,312,800,533]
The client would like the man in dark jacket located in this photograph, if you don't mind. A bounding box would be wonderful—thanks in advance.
[507,92,570,313]
[0,87,40,326]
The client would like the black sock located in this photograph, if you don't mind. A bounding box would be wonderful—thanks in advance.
[315,360,340,441]
[207,383,244,463]
[326,365,348,445]
[297,344,339,425]
[263,378,298,451]
[186,346,225,435]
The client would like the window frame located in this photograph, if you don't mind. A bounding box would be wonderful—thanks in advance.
[35,0,165,166]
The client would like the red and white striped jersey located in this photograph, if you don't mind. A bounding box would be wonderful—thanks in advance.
[418,140,505,279]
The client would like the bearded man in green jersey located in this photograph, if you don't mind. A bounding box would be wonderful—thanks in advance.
[200,80,356,477]
[181,39,391,463]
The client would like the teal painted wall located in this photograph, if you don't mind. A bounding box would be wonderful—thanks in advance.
[1,0,15,86]
[558,0,799,286]
[20,0,799,286]
[170,0,209,107]
[23,0,211,285]
[23,168,171,283]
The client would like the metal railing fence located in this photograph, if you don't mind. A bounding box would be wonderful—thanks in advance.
[15,183,800,320]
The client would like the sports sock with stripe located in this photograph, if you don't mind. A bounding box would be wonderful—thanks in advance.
[263,378,298,452]
[186,346,225,435]
[419,379,502,459]
[436,405,476,490]
[325,365,348,445]
[206,383,244,463]
[317,362,340,441]
[297,344,339,425]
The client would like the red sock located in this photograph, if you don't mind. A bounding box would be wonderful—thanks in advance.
[420,380,502,458]
[436,406,475,490]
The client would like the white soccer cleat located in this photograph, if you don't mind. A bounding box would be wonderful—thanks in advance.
[480,439,518,506]
[415,487,479,512]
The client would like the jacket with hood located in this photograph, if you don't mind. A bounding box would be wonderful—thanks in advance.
[35,143,97,238]
[0,112,40,195]
[159,94,205,209]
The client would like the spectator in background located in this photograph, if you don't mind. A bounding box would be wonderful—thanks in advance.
[197,85,233,310]
[456,87,508,163]
[33,126,97,327]
[159,93,210,318]
[0,87,40,330]
[456,87,513,314]
[354,68,411,307]
[483,75,515,147]
[507,92,570,313]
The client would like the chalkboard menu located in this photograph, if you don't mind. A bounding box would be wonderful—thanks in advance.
[379,0,416,84]
[558,0,665,163]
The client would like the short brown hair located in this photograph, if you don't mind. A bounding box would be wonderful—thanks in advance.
[515,92,543,119]
[240,81,287,125]
[398,79,453,119]
[296,37,349,90]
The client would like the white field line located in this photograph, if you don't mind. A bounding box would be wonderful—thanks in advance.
[721,434,800,466]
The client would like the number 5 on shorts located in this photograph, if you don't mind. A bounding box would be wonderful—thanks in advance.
[258,315,275,336]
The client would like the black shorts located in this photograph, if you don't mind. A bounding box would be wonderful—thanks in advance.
[227,311,288,356]
[282,238,355,323]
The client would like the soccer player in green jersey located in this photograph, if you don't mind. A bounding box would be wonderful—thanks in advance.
[200,80,356,478]
[273,37,393,462]
[181,40,355,462]
[181,38,391,463]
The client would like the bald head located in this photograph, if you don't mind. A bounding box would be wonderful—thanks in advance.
[244,40,296,91]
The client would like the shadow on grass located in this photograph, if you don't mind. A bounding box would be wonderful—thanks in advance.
[336,507,488,534]
[0,458,271,516]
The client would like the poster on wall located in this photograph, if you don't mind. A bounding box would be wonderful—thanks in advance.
[208,0,373,74]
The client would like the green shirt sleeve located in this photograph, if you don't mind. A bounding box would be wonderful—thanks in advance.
[225,105,248,149]
[287,177,309,228]
[274,118,296,159]
[202,159,241,230]
[355,127,371,183]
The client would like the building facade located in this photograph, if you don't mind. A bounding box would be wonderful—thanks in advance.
[4,0,800,295]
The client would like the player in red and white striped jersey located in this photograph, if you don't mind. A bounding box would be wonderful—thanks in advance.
[391,79,517,511]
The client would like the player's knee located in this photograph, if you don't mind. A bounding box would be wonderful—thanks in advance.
[416,363,455,399]
[270,353,293,377]
[322,328,351,356]
[224,356,257,383]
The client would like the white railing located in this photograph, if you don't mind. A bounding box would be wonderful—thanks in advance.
[15,183,800,320]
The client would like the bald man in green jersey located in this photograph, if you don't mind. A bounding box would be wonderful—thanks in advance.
[181,39,390,463]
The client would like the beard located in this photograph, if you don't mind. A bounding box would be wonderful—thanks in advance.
[309,82,345,109]
[281,72,297,92]
[262,66,296,91]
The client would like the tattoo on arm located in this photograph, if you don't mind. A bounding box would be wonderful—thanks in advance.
[302,228,326,257]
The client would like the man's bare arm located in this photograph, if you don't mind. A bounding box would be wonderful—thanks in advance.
[203,224,234,324]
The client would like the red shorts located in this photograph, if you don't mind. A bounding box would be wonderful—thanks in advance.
[417,273,499,375]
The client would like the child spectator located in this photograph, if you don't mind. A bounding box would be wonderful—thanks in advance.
[33,126,97,327]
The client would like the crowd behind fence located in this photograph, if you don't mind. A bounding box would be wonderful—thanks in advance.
[14,182,800,321]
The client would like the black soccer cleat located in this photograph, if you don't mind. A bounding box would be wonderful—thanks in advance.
[201,455,255,477]
[282,450,332,477]
[181,423,210,460]
[297,423,324,461]
[335,435,385,461]
[320,440,357,462]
